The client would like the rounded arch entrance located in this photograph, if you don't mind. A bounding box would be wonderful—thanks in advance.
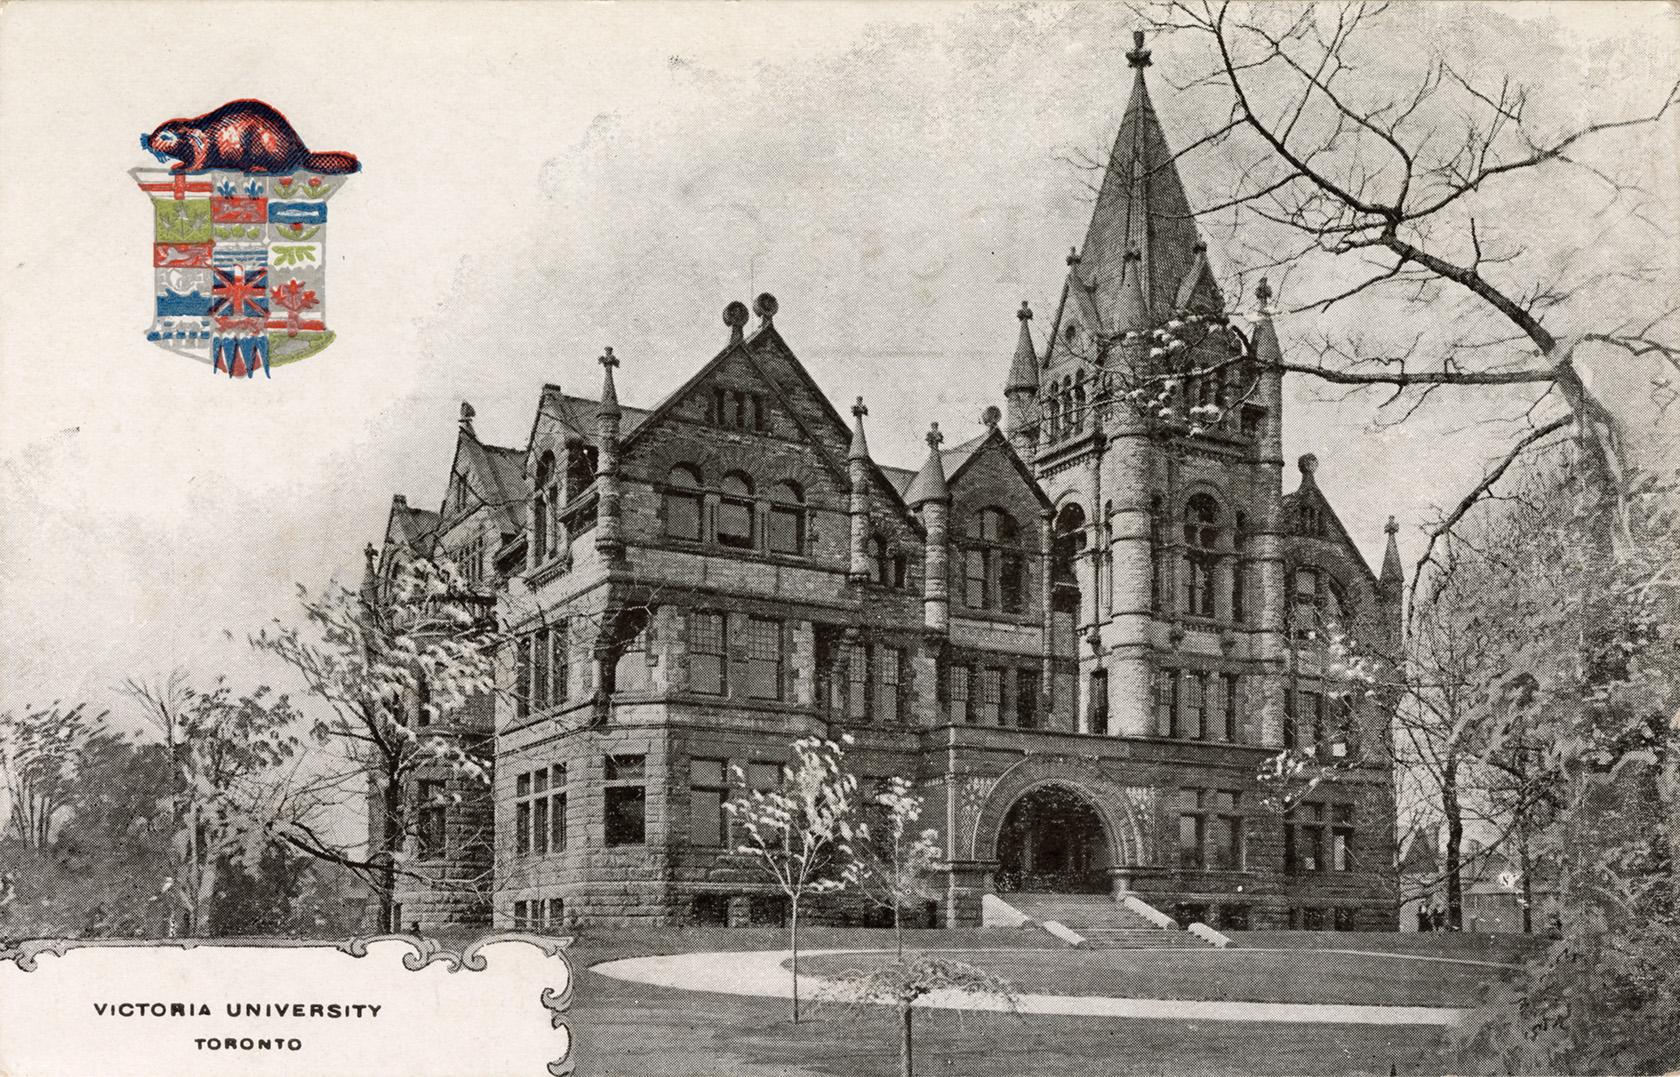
[993,782,1112,894]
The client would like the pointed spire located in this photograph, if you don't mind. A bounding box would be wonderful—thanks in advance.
[1076,30,1218,328]
[848,397,871,461]
[598,347,621,418]
[1381,515,1404,586]
[1251,277,1281,366]
[905,423,950,507]
[1005,301,1039,394]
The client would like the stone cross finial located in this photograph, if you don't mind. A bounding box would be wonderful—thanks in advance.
[1126,30,1152,69]
[852,396,868,419]
[458,401,475,435]
[363,542,378,568]
[927,422,944,450]
[1385,515,1399,535]
[1067,246,1081,266]
[1018,300,1032,322]
[599,346,618,370]
[1255,277,1273,306]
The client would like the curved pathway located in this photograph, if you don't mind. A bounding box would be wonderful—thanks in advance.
[589,948,1473,1026]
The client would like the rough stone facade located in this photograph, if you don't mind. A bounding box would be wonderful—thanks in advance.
[368,41,1402,934]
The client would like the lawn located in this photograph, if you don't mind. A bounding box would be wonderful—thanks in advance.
[564,927,1493,1076]
[799,946,1509,1007]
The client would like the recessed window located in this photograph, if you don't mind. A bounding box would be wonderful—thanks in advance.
[1183,494,1221,618]
[717,473,755,549]
[689,611,726,695]
[664,465,703,542]
[690,758,729,848]
[768,482,804,554]
[746,617,783,701]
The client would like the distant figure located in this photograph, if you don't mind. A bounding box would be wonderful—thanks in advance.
[1416,906,1431,932]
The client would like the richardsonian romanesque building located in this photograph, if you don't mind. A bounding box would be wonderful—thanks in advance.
[371,35,1402,933]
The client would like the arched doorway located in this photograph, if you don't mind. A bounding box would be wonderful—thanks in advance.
[994,784,1111,894]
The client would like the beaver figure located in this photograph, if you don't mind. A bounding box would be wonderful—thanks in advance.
[143,99,359,175]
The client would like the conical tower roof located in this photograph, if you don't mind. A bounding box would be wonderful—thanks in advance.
[1005,302,1039,394]
[1077,32,1221,326]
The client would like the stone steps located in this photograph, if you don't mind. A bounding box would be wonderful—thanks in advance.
[1003,892,1213,949]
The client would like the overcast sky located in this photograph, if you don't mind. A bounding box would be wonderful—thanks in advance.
[1,1,1675,722]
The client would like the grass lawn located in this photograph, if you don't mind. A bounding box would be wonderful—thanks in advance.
[799,946,1510,1007]
[565,927,1492,1076]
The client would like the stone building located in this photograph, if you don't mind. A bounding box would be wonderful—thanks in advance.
[369,35,1402,933]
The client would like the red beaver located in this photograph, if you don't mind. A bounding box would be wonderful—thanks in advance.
[143,99,359,174]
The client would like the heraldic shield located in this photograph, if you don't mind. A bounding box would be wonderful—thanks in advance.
[133,168,351,377]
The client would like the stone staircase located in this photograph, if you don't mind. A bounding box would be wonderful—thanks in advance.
[1004,893,1210,949]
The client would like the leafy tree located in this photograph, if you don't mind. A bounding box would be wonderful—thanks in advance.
[843,777,942,959]
[840,955,1017,1077]
[120,671,309,937]
[724,733,860,1023]
[251,555,496,932]
[0,703,106,849]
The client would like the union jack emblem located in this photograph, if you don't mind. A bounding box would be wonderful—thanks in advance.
[132,104,356,379]
[210,265,269,319]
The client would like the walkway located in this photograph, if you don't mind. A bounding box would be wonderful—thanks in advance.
[589,948,1474,1026]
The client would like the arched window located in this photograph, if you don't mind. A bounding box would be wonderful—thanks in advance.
[1231,512,1248,623]
[534,451,559,562]
[1292,566,1320,638]
[870,534,906,588]
[663,465,703,541]
[1182,494,1221,618]
[717,472,755,549]
[768,481,805,555]
[963,507,1026,612]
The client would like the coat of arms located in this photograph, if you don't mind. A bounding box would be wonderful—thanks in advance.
[131,99,360,378]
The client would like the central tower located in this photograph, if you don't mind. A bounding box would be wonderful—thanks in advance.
[1004,31,1290,748]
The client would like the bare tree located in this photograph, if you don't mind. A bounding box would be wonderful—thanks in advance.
[843,777,942,959]
[1080,3,1680,574]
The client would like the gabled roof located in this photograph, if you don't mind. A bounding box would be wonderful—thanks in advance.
[384,496,439,551]
[617,319,922,530]
[1079,37,1220,324]
[527,385,652,453]
[448,430,529,537]
[1284,456,1378,585]
[945,425,1055,512]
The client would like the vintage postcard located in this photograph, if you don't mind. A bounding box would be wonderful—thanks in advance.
[1,2,1676,1075]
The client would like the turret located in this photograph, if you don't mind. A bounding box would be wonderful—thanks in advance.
[1249,278,1290,746]
[1004,301,1040,461]
[847,397,872,582]
[906,423,951,632]
[1379,515,1405,648]
[594,347,625,562]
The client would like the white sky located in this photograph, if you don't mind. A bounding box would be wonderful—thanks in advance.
[1,1,1676,721]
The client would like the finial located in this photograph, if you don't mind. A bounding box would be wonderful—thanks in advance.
[363,542,378,568]
[1124,247,1142,263]
[1018,300,1032,322]
[1385,514,1398,535]
[927,422,944,450]
[599,346,619,370]
[848,396,870,461]
[723,300,750,342]
[599,347,621,416]
[981,405,1002,429]
[1126,30,1152,69]
[1067,246,1081,266]
[459,401,475,433]
[1255,277,1273,306]
[754,292,778,326]
[1298,453,1319,477]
